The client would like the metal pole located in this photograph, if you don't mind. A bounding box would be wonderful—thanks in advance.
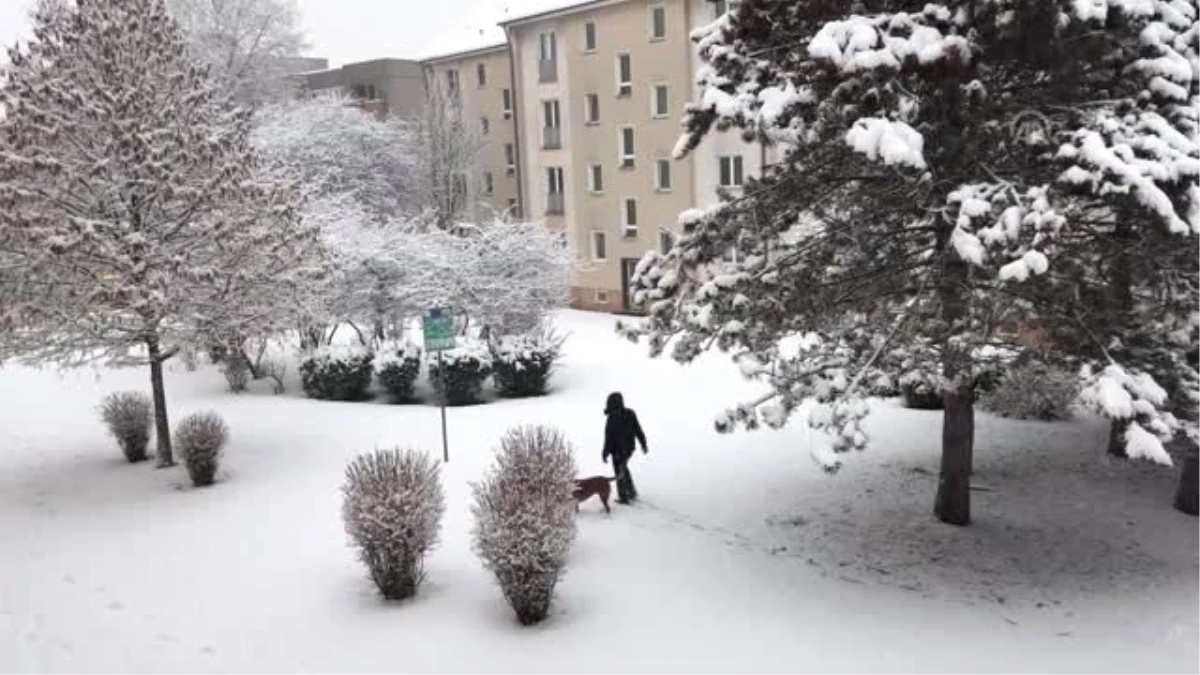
[439,351,449,463]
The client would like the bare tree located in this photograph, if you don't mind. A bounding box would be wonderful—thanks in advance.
[166,0,308,105]
[411,75,484,233]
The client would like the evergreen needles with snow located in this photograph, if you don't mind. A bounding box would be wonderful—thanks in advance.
[376,343,422,403]
[490,326,565,399]
[342,448,445,601]
[428,341,492,406]
[175,412,228,487]
[299,346,375,401]
[470,426,577,626]
[623,0,1198,525]
[981,361,1080,422]
[98,391,154,463]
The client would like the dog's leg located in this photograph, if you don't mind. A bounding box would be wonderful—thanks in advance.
[601,493,610,514]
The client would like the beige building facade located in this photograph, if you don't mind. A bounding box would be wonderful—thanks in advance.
[503,0,765,313]
[423,45,524,223]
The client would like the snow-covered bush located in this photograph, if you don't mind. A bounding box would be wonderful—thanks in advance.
[428,341,492,406]
[376,343,422,403]
[490,327,565,398]
[899,370,943,410]
[222,353,251,393]
[299,345,375,401]
[981,361,1079,421]
[99,391,153,463]
[260,357,287,395]
[470,426,577,625]
[175,412,228,487]
[342,448,445,600]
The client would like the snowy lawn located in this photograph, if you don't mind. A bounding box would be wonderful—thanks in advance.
[1,311,1196,673]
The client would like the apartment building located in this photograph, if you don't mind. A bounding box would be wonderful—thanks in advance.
[303,58,427,119]
[423,42,523,222]
[501,0,764,313]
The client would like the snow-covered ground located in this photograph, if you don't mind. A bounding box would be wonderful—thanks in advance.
[1,311,1196,673]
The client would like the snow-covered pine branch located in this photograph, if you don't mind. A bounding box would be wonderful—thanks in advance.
[0,0,323,465]
[625,0,1199,525]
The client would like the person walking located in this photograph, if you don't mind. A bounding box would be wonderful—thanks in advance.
[602,392,648,504]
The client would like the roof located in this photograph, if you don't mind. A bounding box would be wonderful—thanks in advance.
[419,0,514,62]
[420,0,610,61]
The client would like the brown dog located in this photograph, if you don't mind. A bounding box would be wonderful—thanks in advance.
[573,476,617,513]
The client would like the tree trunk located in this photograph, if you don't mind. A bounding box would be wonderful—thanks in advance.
[1174,442,1198,516]
[146,334,174,467]
[1107,418,1130,458]
[935,371,974,526]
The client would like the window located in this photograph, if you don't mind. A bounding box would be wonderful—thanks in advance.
[659,228,674,254]
[714,0,728,18]
[616,53,632,96]
[649,3,666,40]
[719,154,745,187]
[546,167,565,214]
[588,163,604,193]
[585,93,600,124]
[542,99,561,149]
[654,158,672,191]
[501,88,512,118]
[621,198,638,237]
[445,70,459,96]
[480,116,489,135]
[584,21,597,52]
[484,171,494,195]
[652,84,669,118]
[352,83,377,100]
[507,197,518,215]
[452,173,467,200]
[619,126,635,167]
[595,289,609,304]
[539,31,557,61]
[476,63,487,87]
[591,231,608,261]
[504,143,516,174]
[539,31,558,82]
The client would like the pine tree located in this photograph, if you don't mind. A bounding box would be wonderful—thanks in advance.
[0,0,323,466]
[623,0,1198,524]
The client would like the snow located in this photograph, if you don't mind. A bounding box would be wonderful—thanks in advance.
[845,117,928,170]
[1,311,1196,672]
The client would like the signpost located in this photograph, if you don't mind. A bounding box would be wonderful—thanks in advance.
[422,307,456,463]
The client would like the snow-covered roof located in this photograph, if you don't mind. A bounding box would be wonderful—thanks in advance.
[420,0,617,62]
[420,0,513,62]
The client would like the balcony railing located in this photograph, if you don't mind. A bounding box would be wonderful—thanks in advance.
[546,192,565,214]
[539,59,558,83]
[542,126,562,150]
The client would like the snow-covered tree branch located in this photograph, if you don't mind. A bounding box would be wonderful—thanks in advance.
[0,0,324,465]
[624,0,1199,525]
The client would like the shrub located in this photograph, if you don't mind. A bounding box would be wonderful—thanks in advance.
[428,341,492,406]
[260,357,288,395]
[300,345,375,401]
[99,391,153,463]
[376,343,422,403]
[342,448,445,600]
[222,352,251,393]
[470,425,577,626]
[175,412,228,487]
[490,327,565,398]
[981,361,1079,421]
[899,369,943,410]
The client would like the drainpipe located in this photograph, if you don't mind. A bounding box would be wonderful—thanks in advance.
[503,26,525,222]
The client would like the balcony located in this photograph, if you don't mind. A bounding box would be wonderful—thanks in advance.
[542,126,562,150]
[539,59,558,83]
[545,192,565,214]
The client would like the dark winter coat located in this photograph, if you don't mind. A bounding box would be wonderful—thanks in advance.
[603,392,647,462]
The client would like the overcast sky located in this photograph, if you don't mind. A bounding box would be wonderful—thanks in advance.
[0,0,485,67]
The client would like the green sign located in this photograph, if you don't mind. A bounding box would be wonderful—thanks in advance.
[422,307,456,352]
